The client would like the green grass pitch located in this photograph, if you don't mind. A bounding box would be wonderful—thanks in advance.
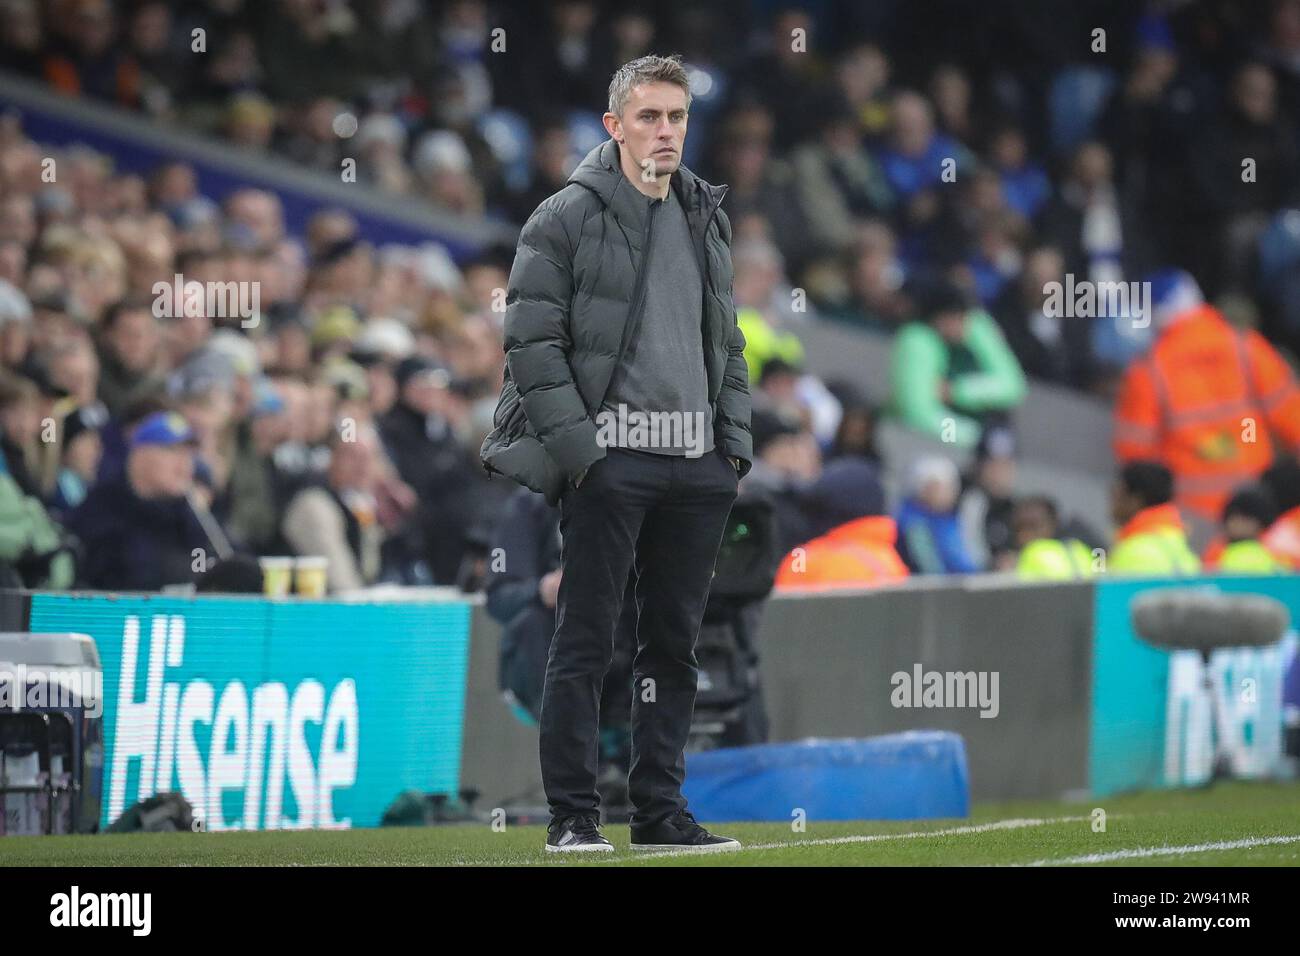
[3,780,1297,866]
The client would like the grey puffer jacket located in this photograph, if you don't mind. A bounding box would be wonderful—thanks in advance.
[480,138,753,505]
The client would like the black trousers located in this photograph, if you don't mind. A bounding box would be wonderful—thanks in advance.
[540,445,739,827]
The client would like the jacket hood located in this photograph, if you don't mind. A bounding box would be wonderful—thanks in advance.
[568,138,725,217]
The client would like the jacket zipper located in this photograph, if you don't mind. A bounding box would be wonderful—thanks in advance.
[699,186,728,420]
[627,197,660,345]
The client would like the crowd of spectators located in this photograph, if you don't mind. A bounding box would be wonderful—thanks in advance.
[1,0,1299,594]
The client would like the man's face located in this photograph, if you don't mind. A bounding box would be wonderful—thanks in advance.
[1110,481,1138,526]
[109,309,160,371]
[920,476,958,513]
[979,455,1016,499]
[52,346,98,402]
[1224,513,1262,543]
[933,310,967,344]
[130,444,194,499]
[607,81,688,182]
[1012,503,1054,548]
[65,430,102,481]
[402,372,448,417]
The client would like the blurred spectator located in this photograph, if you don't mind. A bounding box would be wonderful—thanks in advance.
[733,237,809,330]
[958,424,1018,571]
[730,8,834,147]
[993,244,1094,388]
[890,278,1026,448]
[1202,485,1286,573]
[0,279,33,369]
[220,377,290,554]
[774,457,906,592]
[895,455,978,575]
[825,392,882,466]
[378,355,485,583]
[96,299,165,416]
[49,400,106,518]
[740,407,820,554]
[789,97,895,257]
[41,0,142,108]
[877,89,974,216]
[987,125,1051,221]
[712,103,815,274]
[1039,141,1150,292]
[66,410,216,590]
[1187,62,1300,294]
[750,357,841,449]
[0,374,73,588]
[833,42,892,140]
[1013,495,1095,580]
[737,313,804,394]
[0,0,45,78]
[1113,270,1300,524]
[47,336,99,407]
[1260,459,1300,569]
[505,118,576,225]
[281,421,386,592]
[1107,460,1201,575]
[929,64,977,144]
[0,369,42,497]
[816,220,906,330]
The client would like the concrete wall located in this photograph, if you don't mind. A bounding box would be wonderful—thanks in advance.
[458,579,1096,808]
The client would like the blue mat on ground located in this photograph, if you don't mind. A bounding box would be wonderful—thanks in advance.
[682,732,970,822]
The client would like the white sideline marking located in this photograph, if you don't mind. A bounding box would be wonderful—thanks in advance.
[624,815,1089,861]
[1019,834,1300,866]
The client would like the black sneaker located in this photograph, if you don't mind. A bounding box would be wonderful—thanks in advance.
[629,810,741,852]
[546,813,615,853]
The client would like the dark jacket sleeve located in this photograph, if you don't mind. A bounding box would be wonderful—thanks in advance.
[503,202,603,479]
[711,208,754,475]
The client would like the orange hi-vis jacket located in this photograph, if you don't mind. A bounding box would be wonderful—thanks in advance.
[1261,505,1300,569]
[1113,305,1300,520]
[774,515,910,591]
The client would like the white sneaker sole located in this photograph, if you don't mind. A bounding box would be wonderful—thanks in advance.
[545,842,615,853]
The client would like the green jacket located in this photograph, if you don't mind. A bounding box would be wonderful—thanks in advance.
[890,310,1026,447]
[481,139,752,505]
[0,471,74,588]
[1017,538,1096,580]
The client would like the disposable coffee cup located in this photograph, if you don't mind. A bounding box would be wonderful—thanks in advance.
[294,556,329,597]
[259,556,293,597]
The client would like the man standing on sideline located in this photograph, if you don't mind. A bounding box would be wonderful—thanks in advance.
[481,55,752,852]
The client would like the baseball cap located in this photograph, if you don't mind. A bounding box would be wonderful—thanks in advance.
[131,411,197,449]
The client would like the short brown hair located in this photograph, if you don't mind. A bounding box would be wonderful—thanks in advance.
[607,54,692,117]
